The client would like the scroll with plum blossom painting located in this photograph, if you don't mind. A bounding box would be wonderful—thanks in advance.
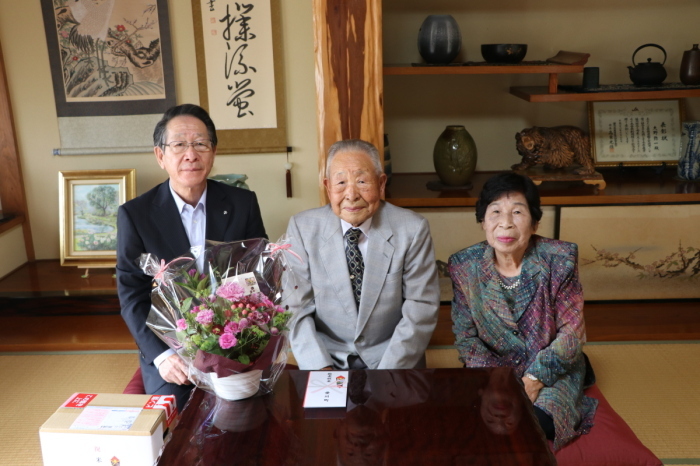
[40,0,176,155]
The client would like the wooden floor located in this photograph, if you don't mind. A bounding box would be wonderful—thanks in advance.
[0,260,698,352]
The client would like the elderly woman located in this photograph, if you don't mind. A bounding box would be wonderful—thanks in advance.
[448,172,597,449]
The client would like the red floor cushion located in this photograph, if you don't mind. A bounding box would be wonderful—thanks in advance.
[123,367,146,394]
[554,385,662,466]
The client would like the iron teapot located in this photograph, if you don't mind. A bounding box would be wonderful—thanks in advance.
[628,43,667,86]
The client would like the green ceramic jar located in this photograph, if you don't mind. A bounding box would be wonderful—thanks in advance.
[433,125,477,186]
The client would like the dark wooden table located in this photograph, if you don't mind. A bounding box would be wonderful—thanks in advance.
[157,368,555,465]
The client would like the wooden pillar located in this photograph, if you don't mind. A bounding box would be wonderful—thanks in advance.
[0,40,34,260]
[313,0,384,204]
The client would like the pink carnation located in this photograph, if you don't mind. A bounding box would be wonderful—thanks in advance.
[216,282,245,301]
[224,321,240,334]
[249,310,269,324]
[195,309,215,325]
[176,318,187,331]
[219,333,237,349]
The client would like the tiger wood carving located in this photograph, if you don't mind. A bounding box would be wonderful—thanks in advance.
[513,126,595,175]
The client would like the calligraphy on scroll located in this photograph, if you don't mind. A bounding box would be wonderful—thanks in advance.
[199,0,277,130]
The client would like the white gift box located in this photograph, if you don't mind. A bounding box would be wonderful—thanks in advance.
[39,393,176,466]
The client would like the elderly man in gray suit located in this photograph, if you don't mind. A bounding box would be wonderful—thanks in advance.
[286,139,439,370]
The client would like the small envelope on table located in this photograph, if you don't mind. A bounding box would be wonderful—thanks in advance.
[303,371,349,408]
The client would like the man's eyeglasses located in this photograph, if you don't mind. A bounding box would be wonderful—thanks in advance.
[161,140,213,155]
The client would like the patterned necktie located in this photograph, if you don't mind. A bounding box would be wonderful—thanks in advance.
[344,228,365,307]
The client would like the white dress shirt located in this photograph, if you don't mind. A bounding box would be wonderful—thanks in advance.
[154,185,208,369]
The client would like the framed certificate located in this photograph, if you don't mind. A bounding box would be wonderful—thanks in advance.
[588,100,683,166]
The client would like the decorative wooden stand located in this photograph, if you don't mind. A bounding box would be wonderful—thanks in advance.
[514,166,606,190]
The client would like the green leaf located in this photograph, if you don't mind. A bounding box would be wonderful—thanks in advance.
[180,297,193,313]
[178,284,197,294]
[238,354,250,365]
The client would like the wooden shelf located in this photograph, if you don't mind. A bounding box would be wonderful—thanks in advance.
[429,301,700,347]
[0,259,116,297]
[384,63,584,76]
[385,169,700,208]
[511,85,700,102]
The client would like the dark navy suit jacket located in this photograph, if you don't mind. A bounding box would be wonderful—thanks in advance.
[116,179,267,398]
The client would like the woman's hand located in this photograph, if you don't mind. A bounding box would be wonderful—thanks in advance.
[521,376,545,403]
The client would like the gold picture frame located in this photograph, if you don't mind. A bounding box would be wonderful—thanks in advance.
[588,99,684,166]
[59,169,136,268]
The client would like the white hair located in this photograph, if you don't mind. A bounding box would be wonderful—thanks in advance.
[325,139,383,178]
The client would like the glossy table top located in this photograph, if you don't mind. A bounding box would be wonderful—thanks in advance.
[157,368,555,465]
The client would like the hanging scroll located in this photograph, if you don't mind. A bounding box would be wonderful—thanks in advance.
[192,0,287,154]
[41,0,176,155]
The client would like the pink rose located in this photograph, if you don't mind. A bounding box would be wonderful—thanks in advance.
[176,319,187,331]
[219,333,237,349]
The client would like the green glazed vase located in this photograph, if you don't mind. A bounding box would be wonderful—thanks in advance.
[433,125,477,186]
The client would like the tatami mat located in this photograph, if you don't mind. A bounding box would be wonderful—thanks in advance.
[585,343,700,464]
[2,345,698,465]
[0,353,138,466]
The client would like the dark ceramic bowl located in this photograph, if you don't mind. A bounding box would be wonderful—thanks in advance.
[481,44,528,64]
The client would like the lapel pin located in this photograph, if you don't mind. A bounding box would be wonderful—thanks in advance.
[223,211,228,215]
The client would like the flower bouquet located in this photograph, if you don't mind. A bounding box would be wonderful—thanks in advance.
[141,237,297,400]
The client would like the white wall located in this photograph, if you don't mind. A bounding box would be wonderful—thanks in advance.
[0,0,319,260]
[0,225,28,277]
[1,0,698,261]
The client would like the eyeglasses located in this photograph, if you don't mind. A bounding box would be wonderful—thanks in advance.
[161,140,213,155]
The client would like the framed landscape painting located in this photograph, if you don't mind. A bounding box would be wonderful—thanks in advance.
[59,169,136,267]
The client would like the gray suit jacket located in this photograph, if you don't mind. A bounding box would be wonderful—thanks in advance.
[286,201,439,370]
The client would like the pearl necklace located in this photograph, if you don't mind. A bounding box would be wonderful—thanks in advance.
[497,276,521,290]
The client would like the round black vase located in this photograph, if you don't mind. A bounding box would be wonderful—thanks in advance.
[417,15,461,65]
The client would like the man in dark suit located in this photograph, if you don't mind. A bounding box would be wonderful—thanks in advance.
[116,104,267,409]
